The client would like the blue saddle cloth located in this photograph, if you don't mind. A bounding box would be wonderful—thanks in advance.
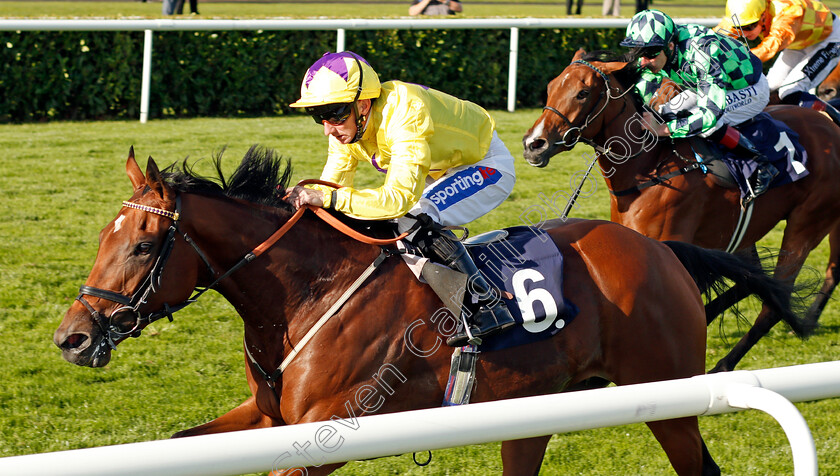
[716,112,809,199]
[467,226,578,352]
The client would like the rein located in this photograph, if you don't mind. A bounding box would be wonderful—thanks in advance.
[543,60,636,161]
[77,180,411,351]
[244,248,392,388]
[610,162,705,196]
[545,60,704,197]
[76,195,217,350]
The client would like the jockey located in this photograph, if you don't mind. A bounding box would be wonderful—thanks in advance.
[717,0,840,126]
[286,51,516,347]
[622,9,779,199]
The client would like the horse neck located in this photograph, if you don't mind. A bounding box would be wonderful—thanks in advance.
[591,94,666,193]
[179,193,380,341]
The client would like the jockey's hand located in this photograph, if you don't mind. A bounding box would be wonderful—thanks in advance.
[285,186,325,209]
[642,112,670,137]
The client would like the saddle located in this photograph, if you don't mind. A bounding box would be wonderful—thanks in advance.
[687,113,809,200]
[411,226,579,407]
[403,226,579,352]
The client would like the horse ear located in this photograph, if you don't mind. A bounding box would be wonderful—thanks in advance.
[126,146,146,191]
[573,48,586,61]
[145,156,172,201]
[600,61,629,74]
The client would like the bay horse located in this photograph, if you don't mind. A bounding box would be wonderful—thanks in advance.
[53,146,799,475]
[523,51,840,373]
[818,62,840,101]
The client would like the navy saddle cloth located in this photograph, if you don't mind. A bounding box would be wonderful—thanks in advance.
[714,112,809,199]
[465,226,578,352]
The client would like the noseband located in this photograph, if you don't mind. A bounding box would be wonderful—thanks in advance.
[75,195,216,350]
[543,60,631,150]
[74,180,410,352]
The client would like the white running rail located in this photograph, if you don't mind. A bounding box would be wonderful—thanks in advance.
[0,360,837,476]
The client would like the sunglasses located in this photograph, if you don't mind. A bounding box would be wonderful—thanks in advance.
[307,103,354,125]
[740,22,761,31]
[639,48,663,60]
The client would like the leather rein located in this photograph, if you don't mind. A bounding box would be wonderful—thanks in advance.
[543,59,703,197]
[76,179,409,351]
[543,60,634,159]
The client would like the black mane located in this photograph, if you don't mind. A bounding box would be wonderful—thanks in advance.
[160,145,396,238]
[579,49,646,111]
[161,145,294,211]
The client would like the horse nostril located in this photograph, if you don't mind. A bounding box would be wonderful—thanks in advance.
[528,138,547,151]
[61,333,88,350]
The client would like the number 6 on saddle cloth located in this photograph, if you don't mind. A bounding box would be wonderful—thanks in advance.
[405,225,579,352]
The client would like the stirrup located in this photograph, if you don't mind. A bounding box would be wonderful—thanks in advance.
[752,164,779,195]
[446,306,516,347]
[447,316,482,347]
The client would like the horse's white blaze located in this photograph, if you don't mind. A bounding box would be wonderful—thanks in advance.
[113,215,126,233]
[526,120,545,145]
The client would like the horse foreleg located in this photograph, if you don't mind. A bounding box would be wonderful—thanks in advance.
[805,224,840,326]
[501,435,552,476]
[171,396,279,438]
[646,418,718,476]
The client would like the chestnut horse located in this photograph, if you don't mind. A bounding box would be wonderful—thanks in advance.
[54,146,799,475]
[817,63,840,100]
[523,52,840,373]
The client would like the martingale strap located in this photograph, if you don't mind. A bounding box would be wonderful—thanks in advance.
[244,248,392,388]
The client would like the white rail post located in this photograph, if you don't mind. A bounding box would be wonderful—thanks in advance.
[139,29,153,124]
[336,28,345,52]
[507,27,519,113]
[726,383,817,476]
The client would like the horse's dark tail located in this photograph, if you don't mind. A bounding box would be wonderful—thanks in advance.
[663,241,816,338]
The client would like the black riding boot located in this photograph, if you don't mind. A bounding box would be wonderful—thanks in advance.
[782,91,840,128]
[424,229,516,347]
[710,125,779,197]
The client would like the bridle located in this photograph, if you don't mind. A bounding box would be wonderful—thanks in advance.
[75,180,412,352]
[75,195,217,350]
[543,60,635,156]
[544,59,707,198]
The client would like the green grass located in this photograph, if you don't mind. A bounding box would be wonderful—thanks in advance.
[1,2,840,474]
[1,112,839,475]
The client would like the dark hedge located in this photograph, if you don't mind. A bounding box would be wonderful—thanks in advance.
[0,28,626,122]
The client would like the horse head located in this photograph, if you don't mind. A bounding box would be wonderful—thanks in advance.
[53,148,201,367]
[523,51,641,168]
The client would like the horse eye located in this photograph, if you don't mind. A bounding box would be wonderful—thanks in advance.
[577,90,590,100]
[135,242,153,255]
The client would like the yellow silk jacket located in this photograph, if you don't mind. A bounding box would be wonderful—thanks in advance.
[309,80,496,220]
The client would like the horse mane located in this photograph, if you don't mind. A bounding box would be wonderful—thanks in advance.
[161,145,396,238]
[580,49,646,112]
[161,145,295,211]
